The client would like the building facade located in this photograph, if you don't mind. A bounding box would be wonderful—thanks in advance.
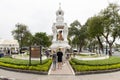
[0,39,19,54]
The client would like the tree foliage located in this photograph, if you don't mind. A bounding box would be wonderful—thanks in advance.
[33,32,51,47]
[100,3,120,55]
[68,20,87,51]
[86,16,104,53]
[12,23,32,47]
[12,23,52,48]
[87,16,103,37]
[86,3,120,56]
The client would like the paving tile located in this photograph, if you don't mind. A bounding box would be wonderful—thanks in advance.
[1,64,120,80]
[48,61,75,75]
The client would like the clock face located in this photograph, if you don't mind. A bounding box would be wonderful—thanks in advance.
[59,11,61,15]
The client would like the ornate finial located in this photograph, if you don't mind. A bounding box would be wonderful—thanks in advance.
[59,2,61,9]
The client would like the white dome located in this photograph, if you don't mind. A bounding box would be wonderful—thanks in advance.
[50,41,71,49]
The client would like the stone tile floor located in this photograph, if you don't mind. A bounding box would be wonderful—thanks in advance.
[48,61,75,75]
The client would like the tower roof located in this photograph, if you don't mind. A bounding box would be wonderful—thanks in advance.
[56,3,64,16]
[56,3,64,23]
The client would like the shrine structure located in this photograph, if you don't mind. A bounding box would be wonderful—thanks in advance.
[50,4,71,50]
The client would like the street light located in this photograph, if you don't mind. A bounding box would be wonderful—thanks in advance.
[20,33,24,54]
[16,23,24,54]
[16,23,20,54]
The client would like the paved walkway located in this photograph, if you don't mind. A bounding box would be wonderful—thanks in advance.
[48,61,75,75]
[1,51,120,80]
[1,68,120,80]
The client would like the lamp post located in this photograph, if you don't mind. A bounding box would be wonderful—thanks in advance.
[16,23,24,54]
[16,23,20,54]
[29,46,31,66]
[20,33,24,54]
[18,33,24,54]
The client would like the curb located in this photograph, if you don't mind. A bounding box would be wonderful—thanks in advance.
[0,76,16,80]
[0,66,48,75]
[1,65,120,75]
[48,63,53,75]
[75,68,120,75]
[67,61,75,75]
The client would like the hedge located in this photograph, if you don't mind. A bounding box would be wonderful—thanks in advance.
[71,56,120,66]
[0,57,52,71]
[0,57,49,66]
[70,56,120,72]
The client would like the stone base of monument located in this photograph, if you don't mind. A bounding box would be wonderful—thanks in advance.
[50,41,70,49]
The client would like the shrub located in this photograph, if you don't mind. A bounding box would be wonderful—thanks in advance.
[71,56,120,66]
[0,57,52,72]
[70,56,120,72]
[0,57,49,66]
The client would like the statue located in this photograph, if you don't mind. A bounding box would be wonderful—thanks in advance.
[52,24,57,41]
[57,30,64,41]
[63,25,68,41]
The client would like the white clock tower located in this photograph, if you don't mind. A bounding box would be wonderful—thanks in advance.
[50,4,71,49]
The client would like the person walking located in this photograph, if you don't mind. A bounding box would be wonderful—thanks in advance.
[45,50,49,58]
[57,48,63,69]
[52,51,57,71]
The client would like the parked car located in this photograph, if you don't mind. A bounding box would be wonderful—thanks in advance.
[20,47,29,53]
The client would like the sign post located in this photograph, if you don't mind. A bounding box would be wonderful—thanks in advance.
[29,46,31,66]
[29,46,42,65]
[40,45,42,64]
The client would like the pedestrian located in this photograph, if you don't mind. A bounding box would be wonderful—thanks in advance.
[52,50,57,71]
[57,48,63,69]
[45,50,49,58]
[66,49,70,60]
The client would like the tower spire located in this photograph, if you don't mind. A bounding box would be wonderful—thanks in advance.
[56,3,64,22]
[59,2,61,9]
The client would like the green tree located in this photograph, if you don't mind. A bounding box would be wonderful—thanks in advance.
[86,3,120,56]
[100,3,120,56]
[33,32,51,47]
[12,23,32,47]
[86,16,104,53]
[68,20,87,52]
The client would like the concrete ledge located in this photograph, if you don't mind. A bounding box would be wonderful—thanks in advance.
[1,65,120,75]
[0,66,48,75]
[67,61,75,75]
[75,55,109,60]
[75,68,120,75]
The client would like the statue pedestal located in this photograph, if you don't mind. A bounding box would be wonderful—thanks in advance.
[50,41,71,49]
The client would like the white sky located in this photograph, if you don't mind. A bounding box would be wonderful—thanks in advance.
[0,0,119,40]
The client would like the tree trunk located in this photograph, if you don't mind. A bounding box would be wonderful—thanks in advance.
[79,44,82,52]
[109,43,112,56]
[96,36,104,52]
